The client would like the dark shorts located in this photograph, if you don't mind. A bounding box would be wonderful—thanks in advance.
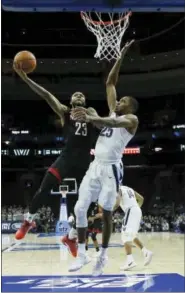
[47,154,91,216]
[48,154,90,186]
[88,220,102,233]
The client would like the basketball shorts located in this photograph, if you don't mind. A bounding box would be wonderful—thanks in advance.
[121,206,142,243]
[78,159,123,211]
[48,154,90,186]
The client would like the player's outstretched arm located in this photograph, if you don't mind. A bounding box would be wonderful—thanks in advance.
[106,40,135,114]
[88,114,138,135]
[71,108,138,134]
[13,65,68,124]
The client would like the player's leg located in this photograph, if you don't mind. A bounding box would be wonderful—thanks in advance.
[15,172,59,240]
[133,237,153,266]
[69,163,100,272]
[61,167,87,257]
[120,206,142,270]
[91,232,99,252]
[85,230,90,252]
[93,164,119,276]
[61,214,78,257]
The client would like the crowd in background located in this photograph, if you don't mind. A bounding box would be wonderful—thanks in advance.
[2,205,56,233]
[2,203,185,234]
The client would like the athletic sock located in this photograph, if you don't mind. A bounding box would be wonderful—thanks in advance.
[127,254,134,263]
[142,247,148,255]
[78,243,86,255]
[68,228,77,240]
[100,247,108,258]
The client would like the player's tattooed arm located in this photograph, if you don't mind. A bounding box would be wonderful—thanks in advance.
[86,107,103,129]
[88,114,138,135]
[13,65,69,125]
[71,108,138,134]
[86,107,98,117]
[106,40,135,114]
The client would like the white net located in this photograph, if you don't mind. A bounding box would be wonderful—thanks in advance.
[81,11,131,61]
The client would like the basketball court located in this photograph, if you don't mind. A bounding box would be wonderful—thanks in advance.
[2,232,185,292]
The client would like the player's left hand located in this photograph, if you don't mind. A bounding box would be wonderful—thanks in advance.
[71,107,88,122]
[121,39,135,55]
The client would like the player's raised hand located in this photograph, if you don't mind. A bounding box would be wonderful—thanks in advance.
[121,39,135,55]
[13,62,27,81]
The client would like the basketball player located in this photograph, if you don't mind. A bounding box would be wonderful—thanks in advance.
[69,40,138,275]
[13,64,98,254]
[86,203,102,253]
[114,186,153,270]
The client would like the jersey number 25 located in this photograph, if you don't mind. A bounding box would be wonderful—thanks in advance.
[75,122,87,136]
[100,127,113,138]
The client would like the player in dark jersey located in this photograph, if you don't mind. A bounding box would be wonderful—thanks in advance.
[86,203,102,253]
[13,66,98,250]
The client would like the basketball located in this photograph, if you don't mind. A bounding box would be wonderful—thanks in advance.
[13,51,37,74]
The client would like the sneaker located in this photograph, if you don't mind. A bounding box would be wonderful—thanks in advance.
[15,220,36,240]
[120,260,137,271]
[61,235,77,258]
[68,253,91,272]
[92,255,108,276]
[144,250,153,266]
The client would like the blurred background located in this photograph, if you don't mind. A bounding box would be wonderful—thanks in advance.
[1,3,185,233]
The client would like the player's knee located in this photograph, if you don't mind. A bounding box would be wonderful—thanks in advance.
[91,232,97,241]
[121,228,135,243]
[74,201,88,228]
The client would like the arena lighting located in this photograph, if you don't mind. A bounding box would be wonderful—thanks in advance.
[173,124,185,129]
[154,147,163,152]
[11,130,29,134]
[4,141,10,145]
[180,144,185,151]
[90,147,140,155]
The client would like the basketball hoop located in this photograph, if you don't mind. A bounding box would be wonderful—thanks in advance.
[81,11,132,61]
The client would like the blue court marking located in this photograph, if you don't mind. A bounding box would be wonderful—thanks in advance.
[2,243,17,253]
[37,233,61,237]
[2,274,185,292]
[9,242,124,252]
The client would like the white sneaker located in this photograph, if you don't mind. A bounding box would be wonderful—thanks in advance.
[120,260,137,271]
[144,250,153,266]
[92,255,108,276]
[68,253,91,272]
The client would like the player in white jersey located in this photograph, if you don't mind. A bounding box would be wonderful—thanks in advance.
[114,186,153,270]
[69,40,138,275]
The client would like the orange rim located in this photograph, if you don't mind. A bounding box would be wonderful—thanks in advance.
[80,11,132,25]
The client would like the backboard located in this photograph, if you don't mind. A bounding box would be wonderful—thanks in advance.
[2,0,184,12]
[51,178,77,195]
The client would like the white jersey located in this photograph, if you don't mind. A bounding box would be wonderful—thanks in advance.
[94,113,133,163]
[120,186,139,212]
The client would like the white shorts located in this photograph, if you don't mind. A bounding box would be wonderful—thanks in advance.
[121,206,142,243]
[78,159,123,211]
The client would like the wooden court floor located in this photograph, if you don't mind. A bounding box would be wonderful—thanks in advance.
[2,232,185,292]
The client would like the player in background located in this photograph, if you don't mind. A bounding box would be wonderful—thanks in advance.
[85,203,102,254]
[69,40,138,276]
[114,186,153,270]
[13,65,98,254]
